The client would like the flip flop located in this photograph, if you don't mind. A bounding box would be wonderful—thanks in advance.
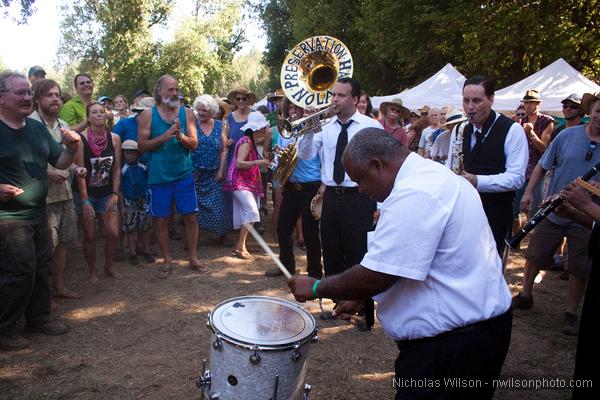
[190,263,210,275]
[157,264,173,279]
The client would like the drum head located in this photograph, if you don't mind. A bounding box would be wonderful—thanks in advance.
[310,194,322,220]
[210,296,316,349]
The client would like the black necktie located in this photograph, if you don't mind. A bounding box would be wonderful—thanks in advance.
[333,120,353,184]
[474,129,483,147]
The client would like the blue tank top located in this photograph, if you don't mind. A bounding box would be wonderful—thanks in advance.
[227,112,247,145]
[147,106,192,185]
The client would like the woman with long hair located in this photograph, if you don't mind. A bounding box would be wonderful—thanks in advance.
[223,111,271,259]
[357,91,373,118]
[74,102,122,282]
[113,94,132,124]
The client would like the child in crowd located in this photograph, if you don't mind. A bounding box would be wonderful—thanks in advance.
[119,140,154,265]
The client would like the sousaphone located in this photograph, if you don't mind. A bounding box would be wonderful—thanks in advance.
[280,35,354,110]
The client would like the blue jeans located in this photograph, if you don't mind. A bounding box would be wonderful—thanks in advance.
[0,214,53,335]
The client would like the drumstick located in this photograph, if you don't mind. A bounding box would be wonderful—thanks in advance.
[244,223,292,279]
[576,178,600,197]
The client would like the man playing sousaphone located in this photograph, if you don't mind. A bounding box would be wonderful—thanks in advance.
[265,98,323,280]
[297,77,382,328]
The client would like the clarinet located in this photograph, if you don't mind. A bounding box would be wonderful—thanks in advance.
[506,161,600,249]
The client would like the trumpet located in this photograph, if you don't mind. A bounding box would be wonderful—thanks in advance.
[277,106,336,139]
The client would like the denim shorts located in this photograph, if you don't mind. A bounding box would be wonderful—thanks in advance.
[73,192,117,215]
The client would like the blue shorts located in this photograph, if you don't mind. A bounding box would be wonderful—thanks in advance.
[73,192,117,215]
[147,174,198,218]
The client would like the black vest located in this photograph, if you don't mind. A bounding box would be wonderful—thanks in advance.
[463,111,515,206]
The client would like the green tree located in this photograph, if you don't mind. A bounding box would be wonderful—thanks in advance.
[58,0,173,99]
[258,0,600,94]
[1,0,36,24]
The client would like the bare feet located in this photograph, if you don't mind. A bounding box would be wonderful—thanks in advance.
[53,288,82,299]
[88,273,100,284]
[104,268,122,279]
[232,248,252,260]
[157,263,173,279]
[51,300,59,311]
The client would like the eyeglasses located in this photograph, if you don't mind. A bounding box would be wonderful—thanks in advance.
[562,104,579,110]
[420,113,428,116]
[236,96,248,101]
[516,113,526,118]
[585,141,597,161]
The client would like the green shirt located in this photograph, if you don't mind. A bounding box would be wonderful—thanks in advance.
[59,95,87,127]
[0,118,64,220]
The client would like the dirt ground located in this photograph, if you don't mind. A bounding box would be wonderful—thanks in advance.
[0,219,580,400]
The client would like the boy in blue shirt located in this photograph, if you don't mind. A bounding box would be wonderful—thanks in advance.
[119,140,154,265]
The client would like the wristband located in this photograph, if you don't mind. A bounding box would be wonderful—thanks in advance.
[312,279,320,298]
[83,200,92,205]
[112,191,119,196]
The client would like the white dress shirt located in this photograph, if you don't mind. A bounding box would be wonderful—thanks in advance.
[297,110,382,187]
[445,112,528,192]
[362,153,511,341]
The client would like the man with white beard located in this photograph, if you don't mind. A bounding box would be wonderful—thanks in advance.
[137,75,205,278]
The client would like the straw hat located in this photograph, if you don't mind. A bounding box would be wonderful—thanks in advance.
[442,109,467,128]
[131,97,156,113]
[379,98,411,119]
[522,89,542,103]
[580,92,600,115]
[267,88,285,100]
[227,86,257,105]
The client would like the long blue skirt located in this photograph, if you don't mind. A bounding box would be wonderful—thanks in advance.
[193,169,232,236]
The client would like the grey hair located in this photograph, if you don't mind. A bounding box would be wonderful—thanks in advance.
[192,94,219,117]
[154,74,177,104]
[344,128,404,170]
[0,71,27,93]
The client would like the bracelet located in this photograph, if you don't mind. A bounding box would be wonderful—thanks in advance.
[312,280,321,298]
[112,191,118,196]
[83,199,92,205]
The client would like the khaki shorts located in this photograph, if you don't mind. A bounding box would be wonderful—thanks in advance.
[47,200,78,248]
[525,218,592,278]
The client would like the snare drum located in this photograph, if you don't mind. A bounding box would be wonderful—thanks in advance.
[199,296,317,400]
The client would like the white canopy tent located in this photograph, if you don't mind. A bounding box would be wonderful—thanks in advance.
[371,63,466,111]
[493,58,600,112]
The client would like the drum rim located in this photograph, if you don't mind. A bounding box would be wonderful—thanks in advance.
[208,296,317,350]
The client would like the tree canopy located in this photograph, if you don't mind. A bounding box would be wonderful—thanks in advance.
[257,0,600,94]
[56,0,269,101]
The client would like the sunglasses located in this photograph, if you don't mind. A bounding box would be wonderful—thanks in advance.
[516,113,526,118]
[562,103,579,110]
[585,141,597,161]
[236,96,248,101]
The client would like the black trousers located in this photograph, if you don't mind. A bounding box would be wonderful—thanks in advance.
[482,200,513,257]
[277,182,322,279]
[320,187,376,276]
[394,311,513,400]
[0,214,53,335]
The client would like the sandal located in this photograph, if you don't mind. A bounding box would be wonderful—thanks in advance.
[157,264,173,279]
[190,263,210,275]
[232,249,252,260]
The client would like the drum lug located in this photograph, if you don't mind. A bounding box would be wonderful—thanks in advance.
[196,359,212,399]
[206,313,211,329]
[249,346,261,365]
[312,328,319,343]
[292,344,302,362]
[303,384,312,400]
[213,334,223,351]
